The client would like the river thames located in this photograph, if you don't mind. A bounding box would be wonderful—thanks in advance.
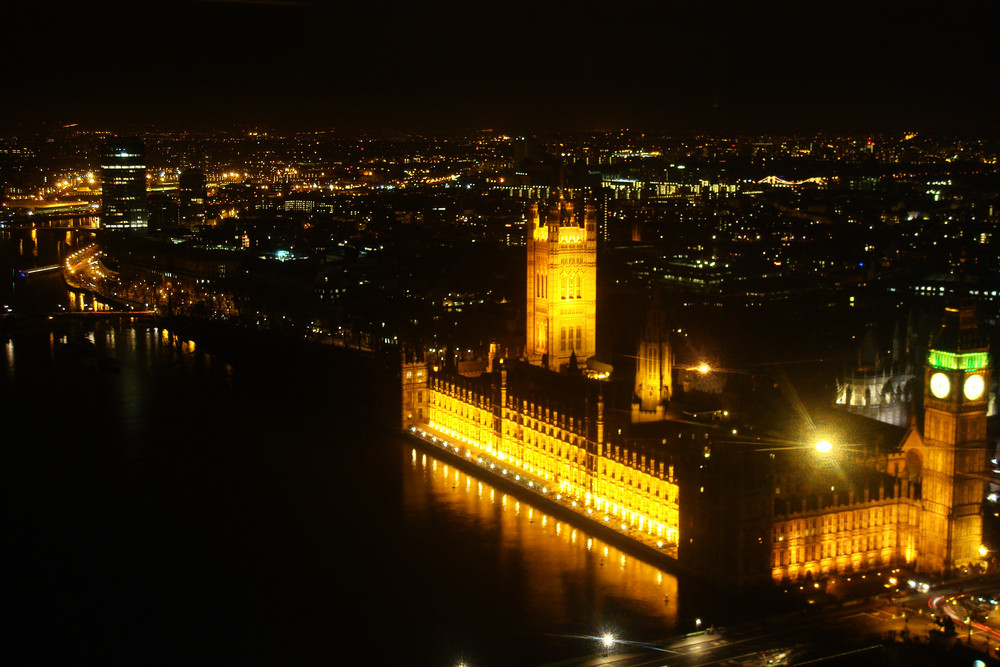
[3,229,722,666]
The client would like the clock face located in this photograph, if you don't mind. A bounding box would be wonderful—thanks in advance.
[930,372,951,399]
[964,374,985,401]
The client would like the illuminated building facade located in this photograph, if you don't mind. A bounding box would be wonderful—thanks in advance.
[770,301,990,582]
[415,360,682,548]
[100,138,148,231]
[526,197,597,371]
[770,472,922,582]
[401,195,992,588]
[401,359,429,426]
[402,358,777,588]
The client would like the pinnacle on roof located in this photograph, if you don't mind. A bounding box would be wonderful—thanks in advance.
[930,297,985,354]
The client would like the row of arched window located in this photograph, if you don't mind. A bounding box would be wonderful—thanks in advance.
[560,272,582,299]
[560,326,583,352]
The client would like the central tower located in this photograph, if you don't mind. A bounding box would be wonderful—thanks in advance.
[919,300,990,576]
[526,196,597,371]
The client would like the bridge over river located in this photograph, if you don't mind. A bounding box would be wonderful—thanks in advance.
[3,210,98,230]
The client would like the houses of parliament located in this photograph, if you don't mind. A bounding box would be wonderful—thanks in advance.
[401,195,992,589]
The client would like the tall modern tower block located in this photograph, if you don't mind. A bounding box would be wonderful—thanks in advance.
[179,167,207,226]
[100,138,148,231]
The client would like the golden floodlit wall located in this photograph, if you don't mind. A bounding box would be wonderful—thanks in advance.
[770,483,921,582]
[411,364,931,585]
[424,369,681,546]
[594,444,679,543]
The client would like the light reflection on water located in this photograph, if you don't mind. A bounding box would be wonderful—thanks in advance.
[67,289,110,313]
[1,228,97,313]
[406,445,678,643]
[4,338,13,378]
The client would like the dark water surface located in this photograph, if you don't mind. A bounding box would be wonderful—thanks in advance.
[4,231,696,666]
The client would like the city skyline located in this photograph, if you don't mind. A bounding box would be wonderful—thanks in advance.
[6,115,1000,663]
[5,1,999,134]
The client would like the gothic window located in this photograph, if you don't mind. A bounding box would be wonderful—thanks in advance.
[560,327,566,351]
[576,326,582,350]
[575,272,582,298]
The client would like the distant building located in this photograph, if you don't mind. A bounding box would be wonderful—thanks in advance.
[100,137,148,232]
[108,237,243,293]
[633,298,672,419]
[179,168,207,226]
[511,136,545,167]
[835,318,920,427]
[147,192,179,232]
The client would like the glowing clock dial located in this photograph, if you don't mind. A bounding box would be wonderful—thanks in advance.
[930,372,951,399]
[964,374,985,401]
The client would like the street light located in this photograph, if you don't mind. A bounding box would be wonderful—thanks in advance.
[815,439,833,454]
[601,632,616,657]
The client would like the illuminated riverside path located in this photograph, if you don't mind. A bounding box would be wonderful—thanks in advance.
[1,227,97,313]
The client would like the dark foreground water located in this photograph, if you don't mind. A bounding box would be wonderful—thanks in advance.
[4,322,687,666]
[1,230,706,667]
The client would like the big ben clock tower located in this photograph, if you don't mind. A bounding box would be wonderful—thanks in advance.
[919,301,990,576]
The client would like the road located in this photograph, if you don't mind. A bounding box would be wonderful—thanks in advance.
[546,576,1000,666]
[569,607,887,666]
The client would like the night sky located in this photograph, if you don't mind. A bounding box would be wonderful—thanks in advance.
[5,1,999,133]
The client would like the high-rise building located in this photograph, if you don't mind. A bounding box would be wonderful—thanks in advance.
[146,192,179,232]
[100,138,148,231]
[525,196,597,371]
[179,167,207,226]
[919,300,990,576]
